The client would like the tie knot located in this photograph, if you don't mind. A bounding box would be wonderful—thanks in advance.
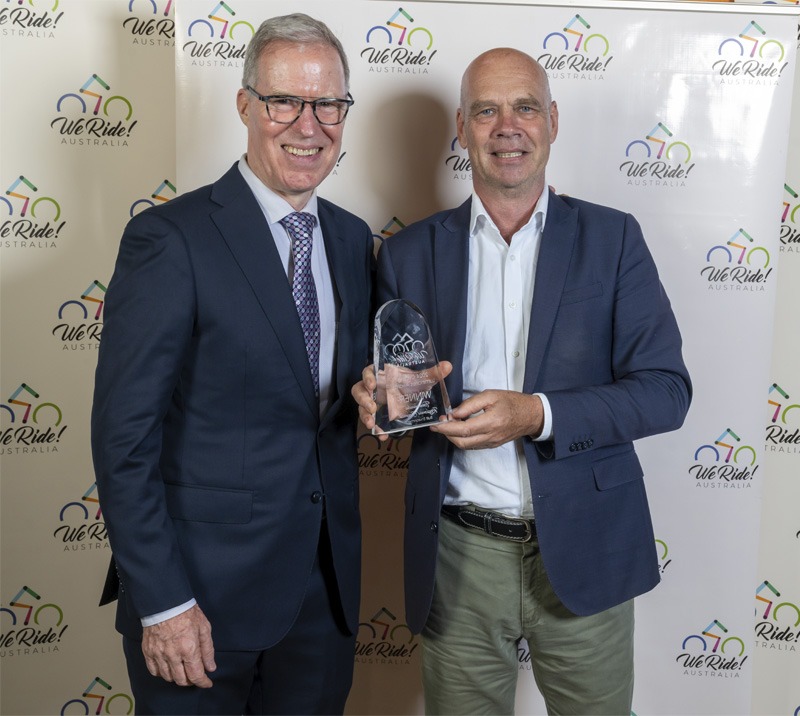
[280,212,316,242]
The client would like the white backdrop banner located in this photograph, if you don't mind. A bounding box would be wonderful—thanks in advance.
[1,0,798,714]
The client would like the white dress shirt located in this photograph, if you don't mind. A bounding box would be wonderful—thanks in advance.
[444,190,553,518]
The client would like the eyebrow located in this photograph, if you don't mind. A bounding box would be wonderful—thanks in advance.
[469,95,544,112]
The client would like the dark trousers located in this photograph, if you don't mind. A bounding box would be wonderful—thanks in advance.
[123,527,355,715]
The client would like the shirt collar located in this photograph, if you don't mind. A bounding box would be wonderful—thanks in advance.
[469,185,549,239]
[237,154,319,225]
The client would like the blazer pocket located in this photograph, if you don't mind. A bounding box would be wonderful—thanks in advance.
[560,282,603,306]
[164,483,253,524]
[592,449,643,491]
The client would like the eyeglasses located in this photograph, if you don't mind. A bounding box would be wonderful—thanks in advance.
[246,86,354,126]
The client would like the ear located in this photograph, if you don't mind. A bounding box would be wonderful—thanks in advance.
[549,100,559,144]
[236,88,250,126]
[456,108,467,149]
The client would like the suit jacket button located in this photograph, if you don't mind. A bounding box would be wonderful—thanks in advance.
[310,491,323,504]
[588,439,594,447]
[569,443,577,452]
[430,521,438,533]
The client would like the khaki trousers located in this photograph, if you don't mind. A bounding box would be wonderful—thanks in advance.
[422,515,634,715]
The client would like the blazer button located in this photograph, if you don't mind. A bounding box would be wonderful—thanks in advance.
[588,439,594,447]
[310,491,323,504]
[569,443,577,452]
[430,521,438,533]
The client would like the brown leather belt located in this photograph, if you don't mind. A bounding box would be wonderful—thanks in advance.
[441,504,536,543]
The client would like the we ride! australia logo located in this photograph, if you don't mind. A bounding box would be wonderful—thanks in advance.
[689,428,757,490]
[356,607,418,665]
[714,20,789,86]
[0,0,64,39]
[0,586,68,658]
[0,383,67,455]
[358,432,411,477]
[52,75,137,148]
[676,619,747,678]
[755,580,800,653]
[766,382,800,455]
[619,122,693,188]
[701,228,772,292]
[445,136,470,181]
[1,175,64,249]
[61,677,133,715]
[361,7,437,75]
[781,183,800,253]
[124,0,175,47]
[538,14,612,81]
[182,2,254,69]
[52,280,106,351]
[54,483,110,553]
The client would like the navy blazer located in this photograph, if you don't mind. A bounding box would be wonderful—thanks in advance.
[376,192,691,633]
[91,164,373,649]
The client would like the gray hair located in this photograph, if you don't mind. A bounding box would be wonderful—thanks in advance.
[242,13,350,92]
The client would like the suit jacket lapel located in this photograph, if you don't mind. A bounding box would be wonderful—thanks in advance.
[523,191,578,393]
[434,199,471,406]
[210,165,319,416]
[318,201,352,423]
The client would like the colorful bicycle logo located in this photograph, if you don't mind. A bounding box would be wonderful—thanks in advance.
[60,483,103,522]
[58,280,107,321]
[767,383,800,424]
[706,228,770,268]
[625,122,691,163]
[783,184,799,224]
[681,619,745,655]
[187,2,253,40]
[694,428,756,465]
[0,586,63,628]
[371,215,406,246]
[61,678,133,716]
[128,0,172,15]
[1,383,63,425]
[755,580,800,627]
[2,175,61,220]
[357,429,413,452]
[358,607,415,644]
[130,179,176,217]
[366,7,433,50]
[56,75,133,120]
[13,0,60,9]
[719,20,785,62]
[543,14,609,56]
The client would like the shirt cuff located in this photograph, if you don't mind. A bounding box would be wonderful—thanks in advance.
[532,393,553,441]
[141,598,196,627]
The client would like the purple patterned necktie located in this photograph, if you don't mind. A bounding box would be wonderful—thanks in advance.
[280,212,320,396]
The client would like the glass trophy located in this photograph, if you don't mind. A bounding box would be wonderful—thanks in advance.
[373,299,452,434]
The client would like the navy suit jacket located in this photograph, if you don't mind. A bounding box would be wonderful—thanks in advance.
[376,192,691,633]
[91,164,373,650]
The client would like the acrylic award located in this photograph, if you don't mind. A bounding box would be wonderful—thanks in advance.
[373,299,452,435]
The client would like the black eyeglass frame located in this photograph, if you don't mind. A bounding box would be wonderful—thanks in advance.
[245,86,354,126]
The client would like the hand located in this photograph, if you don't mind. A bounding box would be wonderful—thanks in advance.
[142,604,216,688]
[352,361,453,440]
[430,390,543,450]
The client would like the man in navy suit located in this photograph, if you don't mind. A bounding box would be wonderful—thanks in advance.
[354,48,691,714]
[92,14,372,715]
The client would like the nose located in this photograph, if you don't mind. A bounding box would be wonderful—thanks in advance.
[294,102,319,135]
[493,106,522,136]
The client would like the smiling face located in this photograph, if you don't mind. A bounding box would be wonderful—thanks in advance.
[236,40,347,210]
[456,48,558,206]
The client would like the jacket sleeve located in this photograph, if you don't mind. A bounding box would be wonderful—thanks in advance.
[545,212,692,459]
[91,210,196,618]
